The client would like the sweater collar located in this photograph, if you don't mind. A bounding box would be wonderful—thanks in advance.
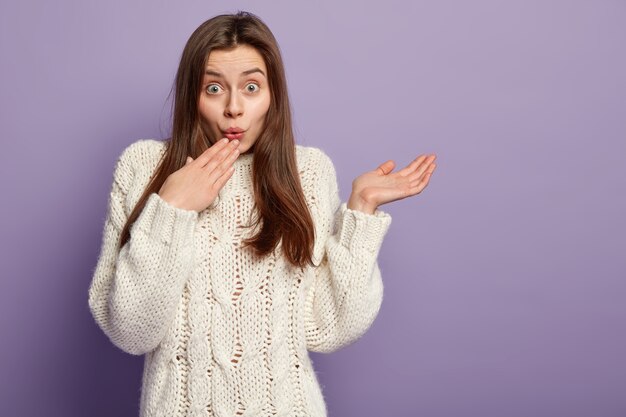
[219,151,254,195]
[233,151,254,167]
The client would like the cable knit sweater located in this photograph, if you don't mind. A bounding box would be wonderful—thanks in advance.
[88,139,392,417]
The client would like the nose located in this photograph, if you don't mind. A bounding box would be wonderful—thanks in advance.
[224,91,243,118]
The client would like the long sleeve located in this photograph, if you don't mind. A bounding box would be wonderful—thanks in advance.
[304,149,392,353]
[88,141,199,355]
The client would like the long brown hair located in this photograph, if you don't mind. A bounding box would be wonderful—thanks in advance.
[118,11,316,269]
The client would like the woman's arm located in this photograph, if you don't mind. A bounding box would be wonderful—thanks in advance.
[304,149,392,353]
[88,141,199,355]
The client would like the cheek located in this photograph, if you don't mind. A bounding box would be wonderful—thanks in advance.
[251,96,271,121]
[198,100,221,123]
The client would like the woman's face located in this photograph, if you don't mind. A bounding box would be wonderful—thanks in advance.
[198,44,271,155]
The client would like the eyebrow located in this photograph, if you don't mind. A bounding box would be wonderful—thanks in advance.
[204,67,266,78]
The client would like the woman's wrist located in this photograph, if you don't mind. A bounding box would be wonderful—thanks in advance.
[346,193,377,215]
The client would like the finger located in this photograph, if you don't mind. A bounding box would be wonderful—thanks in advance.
[205,145,240,184]
[406,157,436,182]
[211,161,236,190]
[195,138,230,167]
[397,155,428,177]
[376,160,395,175]
[409,171,433,191]
[398,154,437,176]
[201,139,239,171]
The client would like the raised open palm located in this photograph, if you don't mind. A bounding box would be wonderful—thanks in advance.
[347,154,437,214]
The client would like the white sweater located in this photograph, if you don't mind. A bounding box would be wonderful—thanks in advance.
[88,139,392,417]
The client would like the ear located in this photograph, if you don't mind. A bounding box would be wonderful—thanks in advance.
[186,156,193,165]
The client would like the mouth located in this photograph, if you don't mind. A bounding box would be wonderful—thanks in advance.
[222,127,245,140]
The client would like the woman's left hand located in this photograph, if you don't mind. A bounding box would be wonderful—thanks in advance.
[347,154,437,214]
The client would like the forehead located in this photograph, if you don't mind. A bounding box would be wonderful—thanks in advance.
[206,44,266,71]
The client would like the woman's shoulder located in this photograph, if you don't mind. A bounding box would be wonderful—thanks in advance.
[294,145,338,202]
[295,144,335,174]
[111,139,166,192]
[117,138,167,168]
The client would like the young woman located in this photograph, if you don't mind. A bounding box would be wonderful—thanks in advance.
[88,11,436,417]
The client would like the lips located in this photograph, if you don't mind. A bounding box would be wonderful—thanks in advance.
[223,127,245,140]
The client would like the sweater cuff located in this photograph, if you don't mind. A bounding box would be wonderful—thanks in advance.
[132,192,199,246]
[336,202,392,255]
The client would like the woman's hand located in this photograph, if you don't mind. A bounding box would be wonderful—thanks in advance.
[347,154,437,214]
[158,138,240,212]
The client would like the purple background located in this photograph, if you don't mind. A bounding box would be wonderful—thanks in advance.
[1,1,625,416]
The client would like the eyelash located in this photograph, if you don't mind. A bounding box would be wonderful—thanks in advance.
[205,82,260,95]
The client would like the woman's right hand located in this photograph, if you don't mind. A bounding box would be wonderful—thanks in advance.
[158,138,240,212]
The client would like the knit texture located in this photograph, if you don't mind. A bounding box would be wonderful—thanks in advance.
[88,139,392,417]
